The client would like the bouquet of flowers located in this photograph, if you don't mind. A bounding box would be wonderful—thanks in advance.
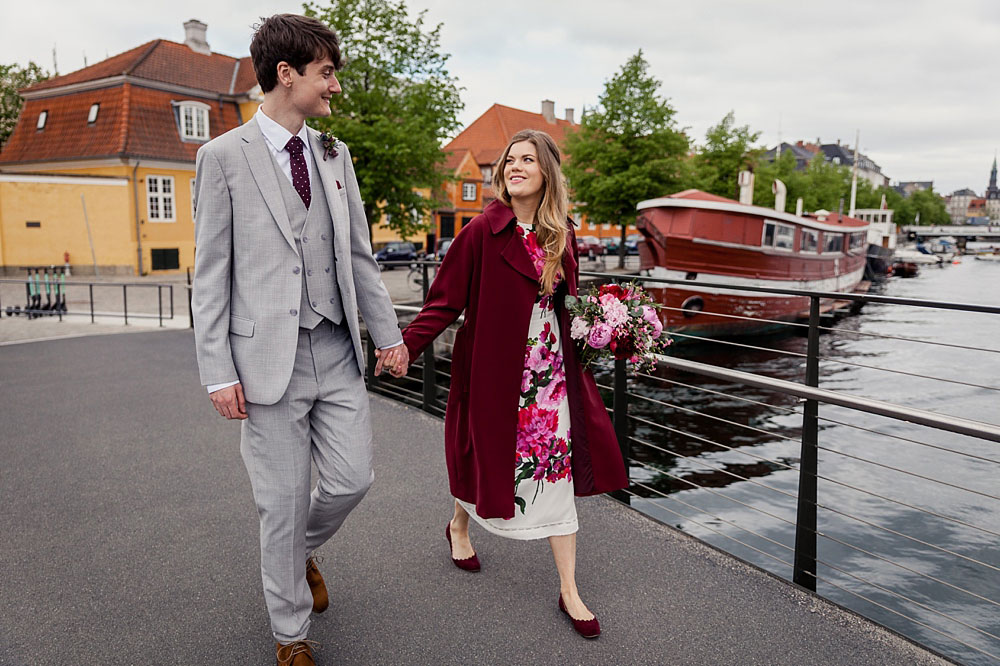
[565,281,670,371]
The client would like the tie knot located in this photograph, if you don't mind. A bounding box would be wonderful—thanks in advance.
[285,136,305,155]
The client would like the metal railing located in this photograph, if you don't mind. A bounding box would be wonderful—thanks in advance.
[0,278,177,326]
[366,259,1000,664]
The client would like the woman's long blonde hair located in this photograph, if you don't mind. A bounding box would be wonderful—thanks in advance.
[491,129,568,295]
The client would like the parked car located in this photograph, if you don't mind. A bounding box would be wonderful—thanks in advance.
[374,242,418,268]
[600,237,621,254]
[434,238,453,261]
[625,234,643,255]
[575,235,606,257]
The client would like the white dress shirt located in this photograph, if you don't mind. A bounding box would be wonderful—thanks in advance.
[207,108,400,394]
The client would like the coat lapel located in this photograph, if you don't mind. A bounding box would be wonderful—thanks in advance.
[240,120,297,255]
[500,228,541,282]
[307,128,350,245]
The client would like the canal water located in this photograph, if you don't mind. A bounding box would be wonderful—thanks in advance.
[615,257,1000,665]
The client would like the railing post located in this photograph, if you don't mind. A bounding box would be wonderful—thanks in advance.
[793,295,821,591]
[365,330,378,389]
[123,284,128,325]
[421,262,430,301]
[158,285,163,327]
[169,284,175,320]
[187,269,194,329]
[422,341,436,413]
[89,284,95,324]
[612,357,631,503]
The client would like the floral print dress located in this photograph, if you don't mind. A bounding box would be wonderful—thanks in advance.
[456,222,578,540]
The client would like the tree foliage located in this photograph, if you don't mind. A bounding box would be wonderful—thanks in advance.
[303,0,463,239]
[562,50,689,266]
[693,111,761,199]
[0,61,49,147]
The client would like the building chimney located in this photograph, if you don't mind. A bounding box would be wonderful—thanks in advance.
[184,19,211,55]
[541,100,555,124]
[565,108,574,124]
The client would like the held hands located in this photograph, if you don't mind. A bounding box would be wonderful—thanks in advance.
[374,345,409,378]
[209,383,248,420]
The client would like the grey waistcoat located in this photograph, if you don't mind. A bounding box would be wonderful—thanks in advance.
[270,151,344,329]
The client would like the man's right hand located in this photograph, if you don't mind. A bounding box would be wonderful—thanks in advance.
[210,383,248,420]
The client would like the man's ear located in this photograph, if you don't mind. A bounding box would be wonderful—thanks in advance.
[275,61,293,88]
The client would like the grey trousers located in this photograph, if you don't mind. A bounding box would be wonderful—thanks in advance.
[240,321,374,643]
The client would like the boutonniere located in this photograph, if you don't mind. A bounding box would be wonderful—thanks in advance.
[319,132,340,161]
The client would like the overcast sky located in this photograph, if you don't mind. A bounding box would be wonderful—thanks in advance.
[3,0,998,195]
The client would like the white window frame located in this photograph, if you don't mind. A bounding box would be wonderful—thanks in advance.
[147,175,176,222]
[848,231,866,252]
[461,182,477,201]
[87,103,99,124]
[36,110,47,130]
[178,101,210,141]
[822,233,844,254]
[762,221,796,251]
[480,166,492,183]
[800,228,819,253]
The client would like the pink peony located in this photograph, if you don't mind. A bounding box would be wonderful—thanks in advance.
[600,293,629,328]
[517,404,559,453]
[536,377,567,410]
[570,316,591,340]
[521,368,533,393]
[526,343,551,372]
[588,323,613,349]
[641,305,659,324]
[650,316,663,339]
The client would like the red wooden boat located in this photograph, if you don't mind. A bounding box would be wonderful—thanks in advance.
[635,189,869,338]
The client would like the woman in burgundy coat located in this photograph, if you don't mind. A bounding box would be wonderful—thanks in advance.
[400,129,627,638]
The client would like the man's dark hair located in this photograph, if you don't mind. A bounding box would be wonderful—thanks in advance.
[250,14,343,93]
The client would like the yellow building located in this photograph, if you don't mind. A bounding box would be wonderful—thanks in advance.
[0,20,260,275]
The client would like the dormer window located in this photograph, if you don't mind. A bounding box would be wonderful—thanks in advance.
[178,101,210,141]
[88,103,100,124]
[36,111,47,130]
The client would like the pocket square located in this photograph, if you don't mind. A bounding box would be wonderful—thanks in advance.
[336,180,343,190]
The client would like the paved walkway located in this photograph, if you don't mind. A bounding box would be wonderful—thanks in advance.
[0,330,950,665]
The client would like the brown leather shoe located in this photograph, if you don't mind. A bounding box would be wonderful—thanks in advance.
[275,640,316,666]
[305,556,329,614]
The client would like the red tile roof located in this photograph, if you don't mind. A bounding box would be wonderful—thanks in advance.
[0,84,243,164]
[443,103,577,167]
[24,40,256,96]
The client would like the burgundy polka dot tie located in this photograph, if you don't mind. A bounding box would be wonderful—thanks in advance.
[285,136,311,209]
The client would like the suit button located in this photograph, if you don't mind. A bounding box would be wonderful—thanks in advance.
[289,309,298,316]
[321,234,328,241]
[302,236,309,243]
[311,301,317,307]
[307,269,313,276]
[324,267,331,273]
[329,298,336,304]
[293,266,300,274]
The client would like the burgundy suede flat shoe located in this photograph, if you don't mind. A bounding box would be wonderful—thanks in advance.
[445,522,481,572]
[559,594,601,639]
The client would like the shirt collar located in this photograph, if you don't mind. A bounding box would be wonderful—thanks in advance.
[255,107,311,155]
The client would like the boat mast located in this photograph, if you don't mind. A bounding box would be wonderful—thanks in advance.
[848,129,860,217]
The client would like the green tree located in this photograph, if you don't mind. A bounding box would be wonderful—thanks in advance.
[1,61,49,147]
[562,50,690,268]
[896,187,949,226]
[303,0,464,240]
[693,111,761,199]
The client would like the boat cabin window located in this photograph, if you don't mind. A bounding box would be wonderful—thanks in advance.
[823,233,844,253]
[762,221,795,251]
[848,232,866,252]
[800,229,819,252]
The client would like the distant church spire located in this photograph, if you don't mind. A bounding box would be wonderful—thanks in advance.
[988,155,1000,200]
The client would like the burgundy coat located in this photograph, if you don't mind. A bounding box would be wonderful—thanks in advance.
[402,200,628,519]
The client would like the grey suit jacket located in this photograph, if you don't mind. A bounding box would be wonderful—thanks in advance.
[192,117,401,405]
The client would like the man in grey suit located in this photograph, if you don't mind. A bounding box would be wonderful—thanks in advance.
[191,14,408,666]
